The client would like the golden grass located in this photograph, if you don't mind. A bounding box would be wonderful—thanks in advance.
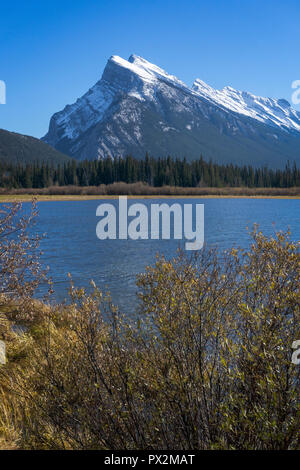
[0,195,299,203]
[0,389,21,449]
[0,182,299,202]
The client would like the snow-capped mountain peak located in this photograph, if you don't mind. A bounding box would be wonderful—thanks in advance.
[127,54,187,88]
[107,55,155,83]
[43,54,300,168]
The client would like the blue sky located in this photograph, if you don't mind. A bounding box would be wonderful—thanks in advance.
[1,0,300,138]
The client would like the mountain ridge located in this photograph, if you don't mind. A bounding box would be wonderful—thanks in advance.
[43,55,300,168]
[0,128,71,164]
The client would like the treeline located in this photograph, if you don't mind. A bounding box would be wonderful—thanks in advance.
[1,154,300,188]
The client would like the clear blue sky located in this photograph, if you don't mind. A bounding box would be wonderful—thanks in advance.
[1,0,300,138]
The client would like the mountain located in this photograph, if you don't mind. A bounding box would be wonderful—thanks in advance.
[0,129,71,164]
[43,55,300,168]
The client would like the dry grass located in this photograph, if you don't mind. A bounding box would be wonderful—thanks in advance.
[0,182,299,202]
[0,390,21,449]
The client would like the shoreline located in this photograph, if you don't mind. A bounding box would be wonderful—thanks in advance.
[1,183,299,202]
[0,194,299,202]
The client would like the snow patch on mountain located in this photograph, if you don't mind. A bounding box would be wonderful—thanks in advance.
[54,81,115,140]
[192,79,300,132]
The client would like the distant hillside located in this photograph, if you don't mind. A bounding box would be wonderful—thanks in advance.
[0,129,71,164]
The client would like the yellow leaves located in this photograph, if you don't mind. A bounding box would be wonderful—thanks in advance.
[220,357,228,369]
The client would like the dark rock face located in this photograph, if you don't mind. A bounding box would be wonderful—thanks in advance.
[43,55,300,168]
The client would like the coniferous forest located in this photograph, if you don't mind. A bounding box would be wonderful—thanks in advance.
[0,154,299,189]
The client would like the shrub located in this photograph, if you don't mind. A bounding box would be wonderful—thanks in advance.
[1,228,298,449]
[0,200,48,448]
[0,200,47,323]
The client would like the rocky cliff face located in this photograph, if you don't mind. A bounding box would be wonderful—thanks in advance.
[43,55,300,168]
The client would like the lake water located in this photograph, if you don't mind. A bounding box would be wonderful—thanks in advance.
[25,198,300,313]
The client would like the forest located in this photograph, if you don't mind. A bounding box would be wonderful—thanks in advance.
[1,154,299,189]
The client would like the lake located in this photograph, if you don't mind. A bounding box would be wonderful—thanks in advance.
[27,198,300,313]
